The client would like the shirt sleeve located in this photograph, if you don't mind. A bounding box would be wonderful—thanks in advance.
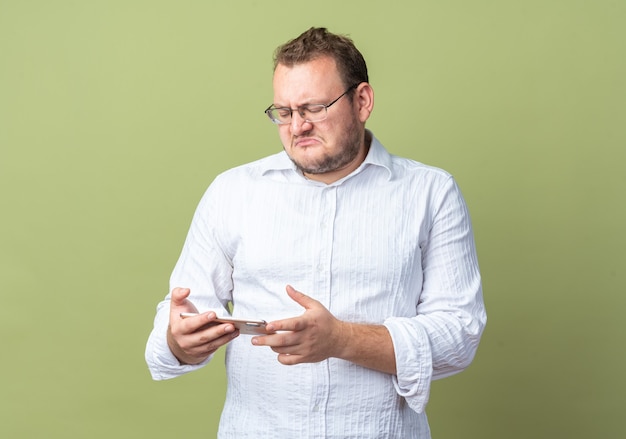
[384,175,486,413]
[145,179,235,380]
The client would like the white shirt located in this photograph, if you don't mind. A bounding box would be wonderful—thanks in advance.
[145,133,486,438]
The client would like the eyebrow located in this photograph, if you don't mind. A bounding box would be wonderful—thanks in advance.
[271,90,341,108]
[271,98,319,108]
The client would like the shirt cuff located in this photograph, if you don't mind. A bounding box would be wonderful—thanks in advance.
[384,317,433,413]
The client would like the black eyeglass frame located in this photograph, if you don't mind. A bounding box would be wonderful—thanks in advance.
[264,83,359,125]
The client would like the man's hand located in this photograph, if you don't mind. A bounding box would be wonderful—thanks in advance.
[167,287,239,365]
[251,285,397,374]
[251,285,346,364]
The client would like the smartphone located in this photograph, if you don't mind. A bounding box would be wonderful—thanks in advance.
[179,312,271,335]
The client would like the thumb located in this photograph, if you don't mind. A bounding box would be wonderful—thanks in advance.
[170,287,191,307]
[169,288,199,321]
[285,285,316,310]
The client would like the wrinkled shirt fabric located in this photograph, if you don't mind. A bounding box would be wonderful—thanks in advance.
[146,132,486,438]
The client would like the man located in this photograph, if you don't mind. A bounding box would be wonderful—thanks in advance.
[146,27,486,438]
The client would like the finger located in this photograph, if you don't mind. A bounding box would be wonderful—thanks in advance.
[252,330,298,348]
[181,326,240,359]
[276,353,304,366]
[169,287,200,323]
[171,287,191,306]
[179,311,221,333]
[286,285,323,312]
[210,330,240,351]
[196,323,239,344]
[177,321,238,347]
[269,341,301,355]
[265,315,305,333]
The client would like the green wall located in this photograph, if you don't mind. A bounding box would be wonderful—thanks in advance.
[1,1,624,437]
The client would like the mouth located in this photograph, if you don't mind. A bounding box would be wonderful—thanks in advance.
[293,136,321,148]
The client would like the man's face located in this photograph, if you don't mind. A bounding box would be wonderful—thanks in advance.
[272,56,371,183]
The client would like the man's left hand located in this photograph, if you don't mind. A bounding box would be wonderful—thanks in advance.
[251,285,348,365]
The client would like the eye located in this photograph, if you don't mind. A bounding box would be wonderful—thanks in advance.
[276,108,292,118]
[303,105,325,115]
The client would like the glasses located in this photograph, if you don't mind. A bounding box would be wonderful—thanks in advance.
[264,84,358,125]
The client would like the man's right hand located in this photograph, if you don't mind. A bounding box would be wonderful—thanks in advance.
[166,287,239,365]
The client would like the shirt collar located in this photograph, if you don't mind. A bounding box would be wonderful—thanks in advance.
[361,131,393,180]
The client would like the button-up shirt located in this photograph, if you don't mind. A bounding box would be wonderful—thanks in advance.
[146,132,486,438]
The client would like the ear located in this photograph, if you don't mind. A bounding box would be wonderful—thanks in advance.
[355,82,374,123]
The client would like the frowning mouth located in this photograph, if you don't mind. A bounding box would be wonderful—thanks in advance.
[293,136,321,148]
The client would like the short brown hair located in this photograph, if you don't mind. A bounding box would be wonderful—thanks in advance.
[273,27,369,89]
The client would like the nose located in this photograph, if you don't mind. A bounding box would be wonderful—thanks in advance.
[289,112,312,135]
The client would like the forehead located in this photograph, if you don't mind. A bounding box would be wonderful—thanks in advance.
[272,57,344,103]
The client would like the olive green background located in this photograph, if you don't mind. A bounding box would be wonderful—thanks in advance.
[1,1,624,438]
